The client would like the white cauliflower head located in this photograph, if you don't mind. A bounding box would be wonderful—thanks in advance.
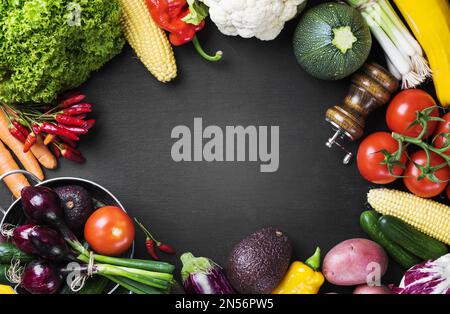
[200,0,307,41]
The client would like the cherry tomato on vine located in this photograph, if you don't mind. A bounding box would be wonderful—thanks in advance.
[433,112,450,156]
[403,150,450,198]
[84,206,135,256]
[357,132,407,184]
[386,89,439,139]
[446,185,450,200]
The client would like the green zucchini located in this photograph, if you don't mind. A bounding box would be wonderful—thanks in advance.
[293,2,372,80]
[0,243,35,264]
[360,211,421,269]
[0,264,11,284]
[378,216,448,260]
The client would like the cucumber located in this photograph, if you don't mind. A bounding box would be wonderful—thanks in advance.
[79,276,110,294]
[59,276,110,294]
[0,243,35,264]
[0,264,11,284]
[378,216,448,260]
[360,211,421,269]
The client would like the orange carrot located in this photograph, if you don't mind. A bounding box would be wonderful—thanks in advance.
[43,134,56,146]
[0,110,44,180]
[30,136,57,170]
[0,140,30,198]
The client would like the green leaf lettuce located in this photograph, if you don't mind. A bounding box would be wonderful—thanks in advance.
[0,0,125,103]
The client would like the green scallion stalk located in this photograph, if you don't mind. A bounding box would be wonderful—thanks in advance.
[95,264,172,290]
[69,241,174,274]
[346,0,431,88]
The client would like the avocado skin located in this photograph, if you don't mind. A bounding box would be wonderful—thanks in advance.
[54,185,94,233]
[225,227,292,294]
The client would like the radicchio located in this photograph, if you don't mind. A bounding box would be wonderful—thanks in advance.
[391,254,450,294]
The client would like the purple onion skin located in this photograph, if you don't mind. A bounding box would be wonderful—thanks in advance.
[183,265,235,294]
[12,224,38,254]
[21,186,64,226]
[29,226,70,261]
[21,260,63,294]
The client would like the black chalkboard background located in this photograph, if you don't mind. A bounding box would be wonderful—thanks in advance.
[0,0,444,294]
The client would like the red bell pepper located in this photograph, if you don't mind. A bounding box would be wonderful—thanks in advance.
[146,0,222,61]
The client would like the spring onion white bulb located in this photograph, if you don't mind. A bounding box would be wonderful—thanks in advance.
[385,54,402,80]
[346,0,431,88]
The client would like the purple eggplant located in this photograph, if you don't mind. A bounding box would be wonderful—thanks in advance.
[29,226,75,261]
[12,224,38,254]
[21,186,77,242]
[181,252,234,294]
[21,260,63,294]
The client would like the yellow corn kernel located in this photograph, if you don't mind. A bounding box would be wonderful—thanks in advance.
[368,189,450,245]
[119,0,177,82]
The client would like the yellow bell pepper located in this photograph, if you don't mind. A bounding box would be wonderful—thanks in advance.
[394,0,450,106]
[272,247,324,294]
[0,285,16,294]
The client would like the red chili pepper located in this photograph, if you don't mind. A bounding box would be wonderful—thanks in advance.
[32,124,41,135]
[157,243,176,254]
[81,119,95,130]
[134,218,175,257]
[69,103,92,109]
[60,93,86,108]
[62,106,92,116]
[61,145,86,163]
[9,127,26,143]
[50,144,61,159]
[12,120,30,138]
[23,133,36,153]
[145,239,159,260]
[40,123,79,141]
[55,114,86,127]
[58,135,78,148]
[135,219,160,260]
[146,0,222,61]
[73,114,87,120]
[57,124,88,135]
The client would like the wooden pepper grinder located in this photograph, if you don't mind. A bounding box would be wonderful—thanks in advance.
[325,62,399,164]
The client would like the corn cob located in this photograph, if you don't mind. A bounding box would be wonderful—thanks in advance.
[367,189,450,245]
[119,0,177,82]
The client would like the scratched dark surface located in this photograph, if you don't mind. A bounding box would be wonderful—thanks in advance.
[0,0,442,294]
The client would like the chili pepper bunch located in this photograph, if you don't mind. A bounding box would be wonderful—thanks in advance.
[135,218,176,260]
[2,92,96,163]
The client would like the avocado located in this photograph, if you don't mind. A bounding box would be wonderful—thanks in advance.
[225,227,292,294]
[54,185,94,233]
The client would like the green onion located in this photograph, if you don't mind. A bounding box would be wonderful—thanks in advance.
[346,0,431,88]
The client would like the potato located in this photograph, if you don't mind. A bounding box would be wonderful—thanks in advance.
[323,238,388,286]
[353,285,392,294]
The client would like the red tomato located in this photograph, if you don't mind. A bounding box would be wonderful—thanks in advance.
[433,112,450,156]
[403,150,450,198]
[84,206,135,256]
[446,185,450,200]
[386,89,438,138]
[357,132,407,184]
